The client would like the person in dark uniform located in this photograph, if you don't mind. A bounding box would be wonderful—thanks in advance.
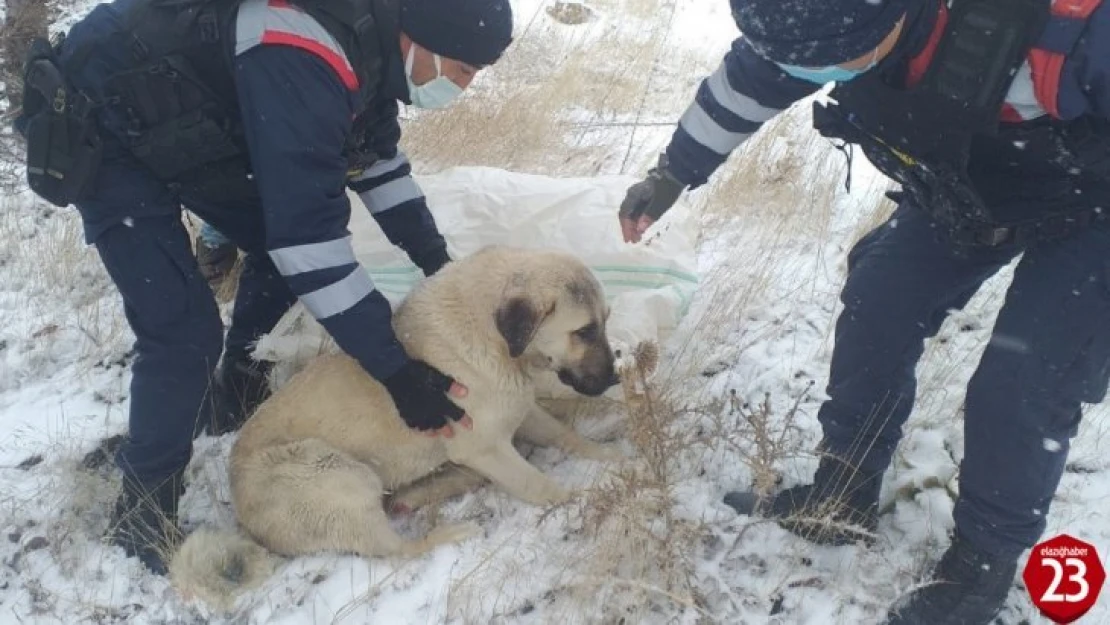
[20,0,513,574]
[617,0,1110,622]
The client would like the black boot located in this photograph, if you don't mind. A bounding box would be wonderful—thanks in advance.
[198,355,273,437]
[108,472,185,575]
[723,455,881,546]
[885,534,1018,625]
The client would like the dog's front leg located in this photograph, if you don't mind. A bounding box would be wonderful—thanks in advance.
[451,439,571,507]
[517,403,625,462]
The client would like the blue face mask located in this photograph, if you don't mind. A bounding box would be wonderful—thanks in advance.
[776,47,880,85]
[405,46,464,109]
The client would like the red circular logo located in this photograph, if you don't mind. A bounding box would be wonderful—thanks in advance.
[1023,534,1106,624]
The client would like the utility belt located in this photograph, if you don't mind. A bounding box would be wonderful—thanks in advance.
[15,0,246,207]
[1055,115,1110,181]
[814,104,1109,248]
[812,0,1108,248]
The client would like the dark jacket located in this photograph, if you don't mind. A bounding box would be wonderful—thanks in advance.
[61,0,450,381]
[664,0,1110,215]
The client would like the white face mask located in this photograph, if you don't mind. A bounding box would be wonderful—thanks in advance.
[404,45,464,109]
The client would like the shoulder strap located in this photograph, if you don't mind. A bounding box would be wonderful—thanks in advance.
[60,0,234,83]
[821,0,1049,169]
[915,0,1049,133]
[298,0,402,98]
[905,1,949,88]
[1028,0,1104,118]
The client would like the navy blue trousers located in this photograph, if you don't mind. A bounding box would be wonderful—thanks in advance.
[76,137,296,489]
[57,2,296,489]
[819,200,1110,558]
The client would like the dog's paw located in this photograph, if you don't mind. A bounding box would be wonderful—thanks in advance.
[576,441,626,463]
[532,484,572,507]
[429,521,482,544]
[402,521,482,556]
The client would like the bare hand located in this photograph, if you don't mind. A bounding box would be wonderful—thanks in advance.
[620,214,656,243]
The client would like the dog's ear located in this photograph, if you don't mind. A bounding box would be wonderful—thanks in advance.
[495,297,540,358]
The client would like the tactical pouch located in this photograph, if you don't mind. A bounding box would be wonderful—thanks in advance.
[811,0,1057,246]
[16,37,103,207]
[104,54,241,181]
[1061,116,1110,181]
[813,102,1006,246]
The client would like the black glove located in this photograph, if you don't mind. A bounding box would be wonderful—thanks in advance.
[414,246,451,277]
[382,359,465,431]
[619,153,686,226]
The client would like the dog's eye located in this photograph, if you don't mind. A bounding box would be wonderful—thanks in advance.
[574,322,599,341]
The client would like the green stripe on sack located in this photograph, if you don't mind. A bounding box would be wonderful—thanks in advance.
[367,263,697,282]
[590,265,698,284]
[599,279,695,312]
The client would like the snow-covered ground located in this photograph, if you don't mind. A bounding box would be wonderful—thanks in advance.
[1,1,1107,624]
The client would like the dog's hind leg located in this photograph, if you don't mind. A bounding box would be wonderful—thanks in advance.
[234,439,476,559]
[387,466,489,513]
[518,403,625,462]
[454,439,571,507]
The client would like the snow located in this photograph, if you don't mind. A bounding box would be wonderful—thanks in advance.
[1,1,1108,624]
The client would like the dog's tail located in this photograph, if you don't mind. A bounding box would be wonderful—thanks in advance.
[169,527,279,611]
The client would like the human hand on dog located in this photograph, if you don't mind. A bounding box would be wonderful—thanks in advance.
[426,385,472,438]
[382,359,473,438]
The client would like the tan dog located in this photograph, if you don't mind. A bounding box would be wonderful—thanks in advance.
[170,245,622,608]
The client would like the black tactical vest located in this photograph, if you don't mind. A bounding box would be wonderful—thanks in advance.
[62,0,402,186]
[811,0,1109,247]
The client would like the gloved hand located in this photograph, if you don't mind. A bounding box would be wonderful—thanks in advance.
[382,359,469,435]
[414,246,451,277]
[619,153,686,243]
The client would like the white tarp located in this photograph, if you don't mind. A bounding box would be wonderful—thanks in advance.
[254,166,700,398]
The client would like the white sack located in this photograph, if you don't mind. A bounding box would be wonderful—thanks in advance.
[254,166,700,399]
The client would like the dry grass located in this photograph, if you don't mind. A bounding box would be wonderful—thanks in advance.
[699,105,844,235]
[0,202,128,369]
[0,0,128,367]
[711,386,811,500]
[400,0,705,177]
[563,343,707,621]
[533,342,712,623]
